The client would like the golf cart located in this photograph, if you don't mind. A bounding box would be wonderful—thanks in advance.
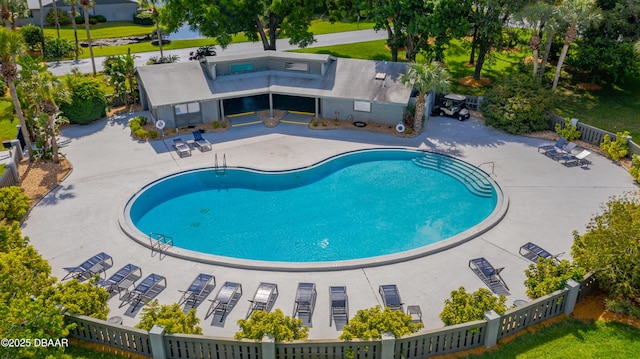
[433,94,470,121]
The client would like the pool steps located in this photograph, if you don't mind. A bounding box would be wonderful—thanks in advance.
[412,154,494,197]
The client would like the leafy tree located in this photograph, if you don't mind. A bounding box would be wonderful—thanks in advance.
[440,286,507,326]
[79,0,96,75]
[18,24,44,52]
[515,1,555,78]
[236,309,308,341]
[468,0,529,80]
[59,71,108,124]
[551,0,601,90]
[32,70,70,163]
[103,51,137,106]
[43,36,78,59]
[0,27,33,151]
[481,76,554,134]
[46,277,110,320]
[400,61,451,133]
[136,299,202,334]
[524,258,586,299]
[339,306,422,340]
[161,0,318,51]
[0,186,29,221]
[572,191,640,301]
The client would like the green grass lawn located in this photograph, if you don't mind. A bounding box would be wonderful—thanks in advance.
[0,99,18,147]
[291,39,640,142]
[43,21,155,41]
[473,320,640,358]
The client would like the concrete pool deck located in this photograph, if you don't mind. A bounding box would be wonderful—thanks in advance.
[22,113,638,339]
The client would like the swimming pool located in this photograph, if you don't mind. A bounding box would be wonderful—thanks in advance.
[121,148,507,270]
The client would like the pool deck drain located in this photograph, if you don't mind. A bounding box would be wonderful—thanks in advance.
[23,113,637,339]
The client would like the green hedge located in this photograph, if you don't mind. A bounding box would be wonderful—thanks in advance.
[133,12,155,26]
[59,75,108,125]
[128,116,158,140]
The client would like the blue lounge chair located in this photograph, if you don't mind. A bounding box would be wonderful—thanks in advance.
[62,252,113,281]
[205,282,243,321]
[379,284,404,311]
[293,283,317,326]
[544,142,577,159]
[469,257,509,292]
[179,273,215,307]
[519,242,564,263]
[173,138,191,157]
[247,282,278,318]
[329,286,349,329]
[558,150,592,168]
[538,138,566,153]
[120,273,167,312]
[192,131,212,151]
[97,264,141,295]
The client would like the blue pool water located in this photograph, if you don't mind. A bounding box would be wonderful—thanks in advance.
[128,149,497,262]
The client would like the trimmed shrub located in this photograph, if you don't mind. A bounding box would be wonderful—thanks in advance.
[43,36,77,59]
[128,116,158,140]
[236,309,308,341]
[0,186,30,221]
[440,287,507,326]
[339,306,423,340]
[94,14,107,23]
[136,300,202,334]
[58,74,108,124]
[46,9,71,26]
[75,15,84,24]
[133,11,155,25]
[88,16,98,25]
[630,154,640,183]
[555,118,581,141]
[19,24,44,52]
[600,131,630,161]
[481,76,554,135]
[524,258,585,299]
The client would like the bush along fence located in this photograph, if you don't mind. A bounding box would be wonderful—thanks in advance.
[0,139,23,188]
[550,116,640,158]
[65,273,598,359]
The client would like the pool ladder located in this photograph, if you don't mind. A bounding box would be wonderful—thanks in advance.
[214,153,227,175]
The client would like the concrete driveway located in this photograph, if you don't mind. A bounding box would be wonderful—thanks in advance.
[22,113,638,339]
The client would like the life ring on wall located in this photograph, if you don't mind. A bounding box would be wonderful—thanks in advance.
[396,122,405,133]
[155,120,166,130]
[353,121,367,128]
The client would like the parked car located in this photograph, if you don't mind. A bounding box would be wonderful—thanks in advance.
[433,94,470,121]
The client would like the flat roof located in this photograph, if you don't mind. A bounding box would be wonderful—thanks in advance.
[136,52,412,107]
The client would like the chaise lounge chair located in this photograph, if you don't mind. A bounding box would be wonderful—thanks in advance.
[538,138,566,153]
[379,284,404,311]
[205,282,243,321]
[247,282,278,318]
[329,286,349,329]
[62,252,113,281]
[97,263,141,296]
[173,138,192,158]
[544,142,577,160]
[293,283,317,326]
[119,273,167,312]
[179,273,215,307]
[192,131,212,151]
[558,150,592,168]
[519,242,564,263]
[469,257,509,292]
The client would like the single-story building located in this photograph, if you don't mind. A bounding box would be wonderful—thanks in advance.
[18,0,139,26]
[136,51,412,129]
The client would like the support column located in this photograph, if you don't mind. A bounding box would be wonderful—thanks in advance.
[148,325,167,359]
[564,279,581,315]
[380,332,396,359]
[220,100,225,122]
[261,334,275,359]
[315,97,319,121]
[269,93,274,118]
[483,310,501,348]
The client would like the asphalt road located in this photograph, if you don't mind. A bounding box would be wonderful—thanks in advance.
[46,29,387,76]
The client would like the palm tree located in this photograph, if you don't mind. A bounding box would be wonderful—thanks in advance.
[515,2,555,78]
[64,0,80,60]
[32,71,68,163]
[52,0,60,38]
[79,0,96,74]
[0,27,33,152]
[400,61,451,133]
[38,0,45,55]
[140,0,164,59]
[551,0,601,90]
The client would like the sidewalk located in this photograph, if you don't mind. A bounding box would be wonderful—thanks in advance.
[46,29,387,76]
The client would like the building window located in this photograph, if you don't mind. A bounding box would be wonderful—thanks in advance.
[230,63,254,73]
[285,62,309,72]
[175,102,200,115]
[353,101,371,113]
